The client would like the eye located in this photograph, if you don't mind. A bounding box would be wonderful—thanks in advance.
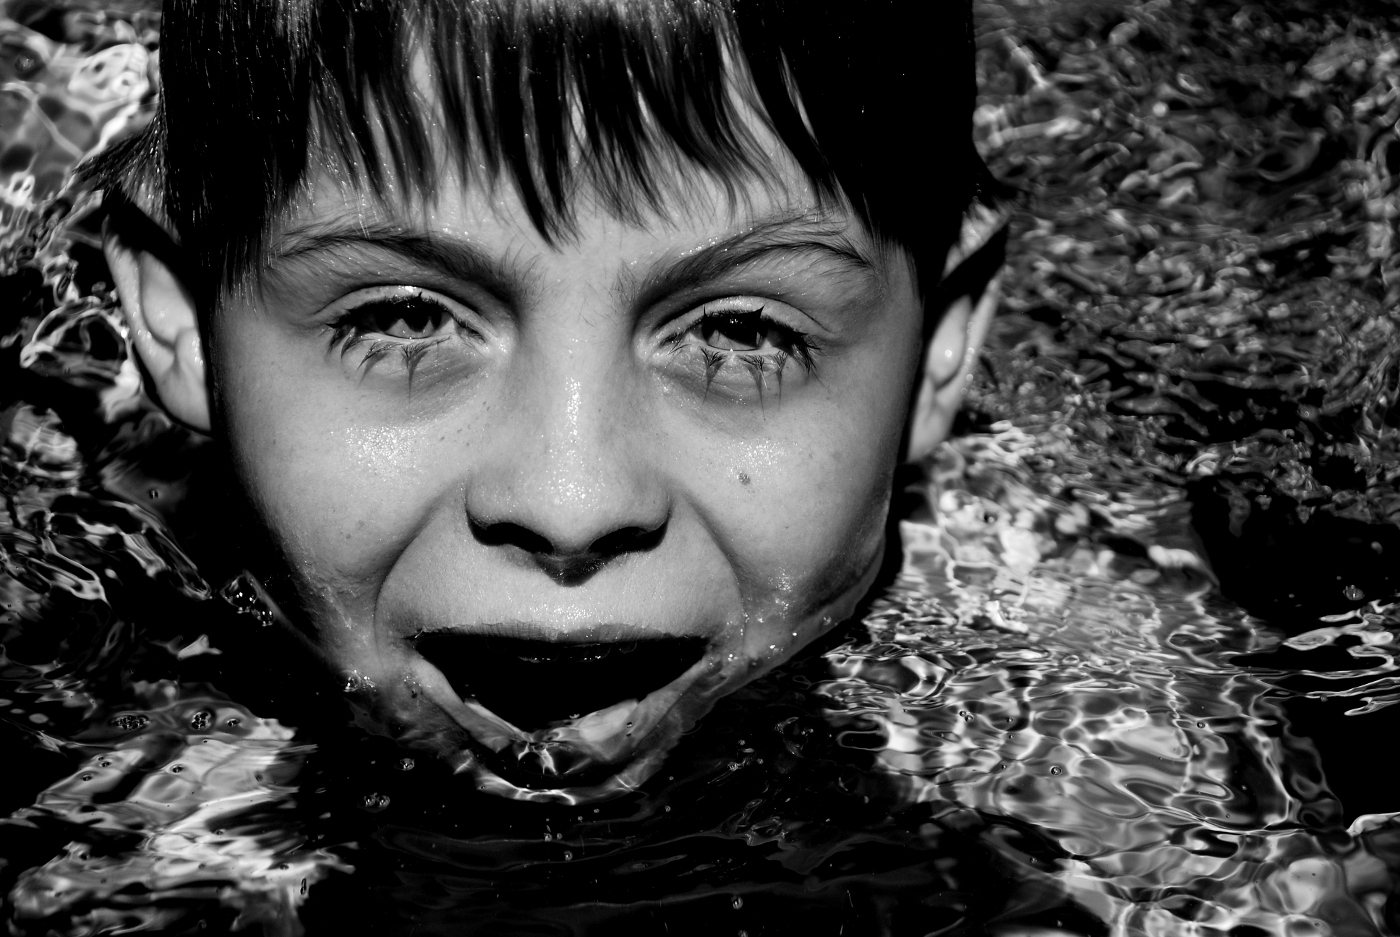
[664,298,822,397]
[325,286,483,379]
[680,302,817,367]
[340,291,452,341]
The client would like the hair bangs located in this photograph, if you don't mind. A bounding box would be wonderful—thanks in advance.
[86,0,991,311]
[310,0,798,249]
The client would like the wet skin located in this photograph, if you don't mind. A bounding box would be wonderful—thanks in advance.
[207,137,928,800]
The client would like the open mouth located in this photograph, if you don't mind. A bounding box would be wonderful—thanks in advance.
[413,632,710,733]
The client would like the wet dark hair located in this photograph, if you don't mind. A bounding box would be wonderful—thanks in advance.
[87,0,992,310]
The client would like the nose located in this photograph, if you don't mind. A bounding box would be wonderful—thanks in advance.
[465,362,669,586]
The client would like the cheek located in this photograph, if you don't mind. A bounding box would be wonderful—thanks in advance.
[214,322,453,588]
[689,373,909,610]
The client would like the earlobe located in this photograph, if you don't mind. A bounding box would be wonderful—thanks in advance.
[104,229,210,432]
[903,273,1001,463]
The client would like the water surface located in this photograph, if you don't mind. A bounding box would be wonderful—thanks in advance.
[5,0,1400,933]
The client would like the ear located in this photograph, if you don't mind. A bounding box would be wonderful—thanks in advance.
[903,274,1001,461]
[903,210,1007,462]
[103,221,210,431]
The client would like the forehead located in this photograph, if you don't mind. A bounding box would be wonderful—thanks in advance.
[278,152,835,260]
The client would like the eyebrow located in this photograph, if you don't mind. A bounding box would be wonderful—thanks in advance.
[626,211,881,309]
[263,207,879,308]
[267,224,534,304]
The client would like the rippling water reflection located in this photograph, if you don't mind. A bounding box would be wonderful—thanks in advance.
[6,0,1400,934]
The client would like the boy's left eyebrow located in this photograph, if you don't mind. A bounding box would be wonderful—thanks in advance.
[626,216,880,307]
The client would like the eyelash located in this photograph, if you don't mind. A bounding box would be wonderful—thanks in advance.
[328,290,465,379]
[667,303,822,392]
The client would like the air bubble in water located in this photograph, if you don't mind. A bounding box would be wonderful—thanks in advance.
[111,713,147,732]
[361,792,390,812]
[397,758,415,771]
[189,710,212,730]
[1343,584,1365,601]
[1050,765,1063,775]
[732,896,744,910]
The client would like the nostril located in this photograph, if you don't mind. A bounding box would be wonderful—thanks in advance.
[468,519,554,555]
[589,524,664,557]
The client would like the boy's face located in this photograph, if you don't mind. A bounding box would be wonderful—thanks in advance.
[212,151,925,795]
